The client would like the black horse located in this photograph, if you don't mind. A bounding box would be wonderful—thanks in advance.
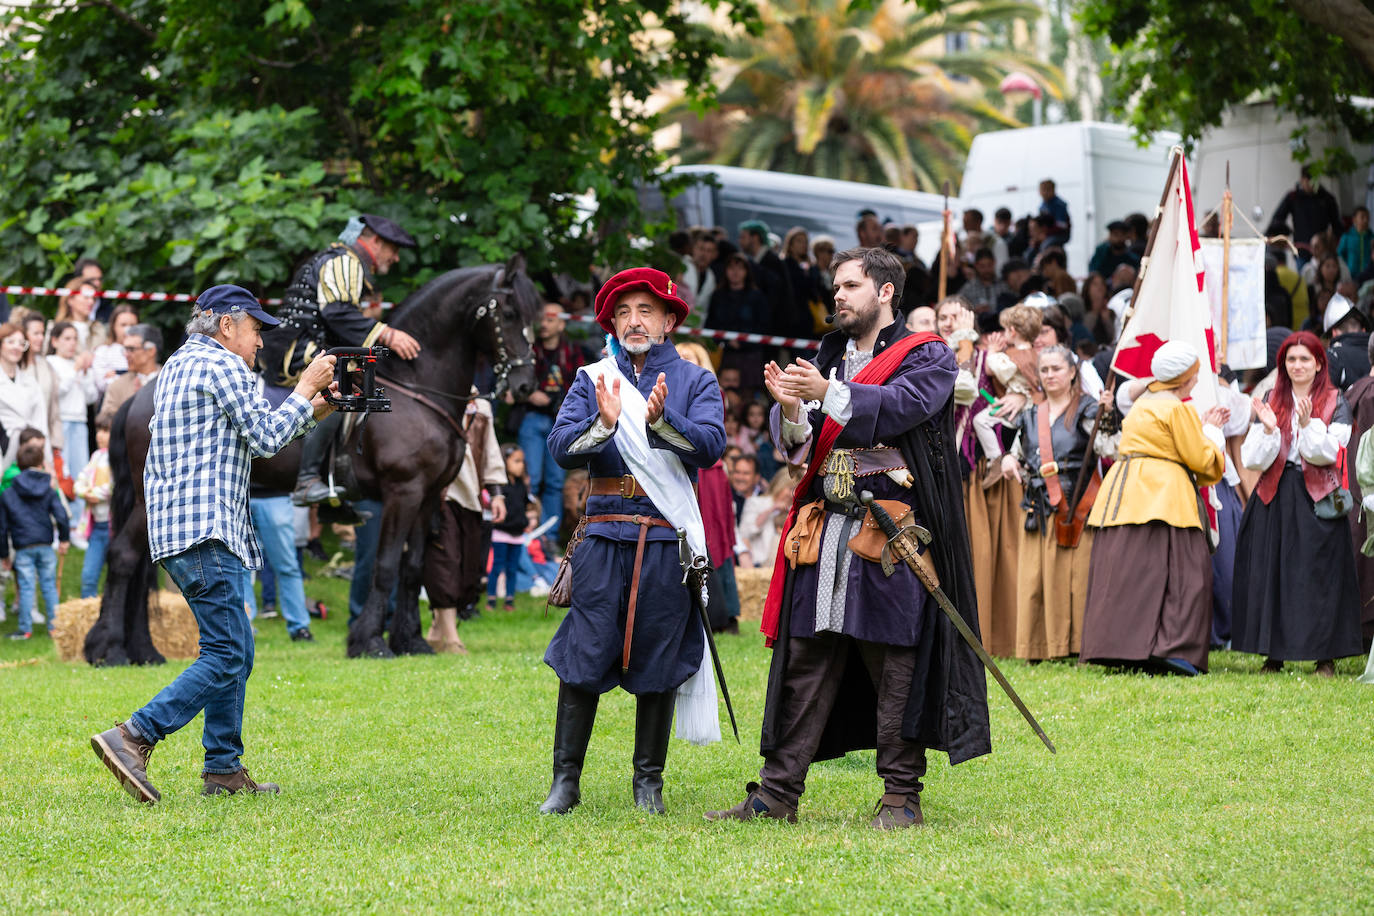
[83,257,540,665]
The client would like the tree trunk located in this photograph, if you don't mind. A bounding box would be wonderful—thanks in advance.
[1288,0,1374,79]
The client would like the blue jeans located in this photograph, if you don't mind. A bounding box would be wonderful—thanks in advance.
[244,496,310,635]
[62,419,89,526]
[518,411,564,529]
[349,499,397,625]
[488,541,523,600]
[79,519,111,598]
[13,545,58,634]
[130,540,254,774]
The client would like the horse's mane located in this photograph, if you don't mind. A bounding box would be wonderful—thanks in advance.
[385,262,541,341]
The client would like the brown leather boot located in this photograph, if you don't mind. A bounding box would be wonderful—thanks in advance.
[703,782,797,824]
[91,722,159,804]
[870,793,924,830]
[202,767,281,796]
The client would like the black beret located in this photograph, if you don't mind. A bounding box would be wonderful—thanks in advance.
[359,214,417,248]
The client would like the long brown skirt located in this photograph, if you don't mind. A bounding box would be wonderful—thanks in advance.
[1015,526,1094,660]
[963,461,1023,658]
[1080,522,1212,672]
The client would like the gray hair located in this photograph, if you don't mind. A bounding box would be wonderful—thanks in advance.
[125,323,163,355]
[185,307,250,337]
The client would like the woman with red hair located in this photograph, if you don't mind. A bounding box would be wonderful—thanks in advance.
[1233,331,1363,676]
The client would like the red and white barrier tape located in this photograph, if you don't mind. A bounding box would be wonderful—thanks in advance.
[2,286,819,347]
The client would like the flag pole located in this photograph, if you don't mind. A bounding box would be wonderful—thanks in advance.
[938,180,951,302]
[1066,148,1183,516]
[1220,162,1233,365]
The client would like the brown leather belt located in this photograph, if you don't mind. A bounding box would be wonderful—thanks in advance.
[589,475,697,498]
[816,446,908,478]
[584,513,674,673]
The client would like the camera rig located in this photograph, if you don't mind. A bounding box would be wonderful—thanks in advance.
[323,346,392,412]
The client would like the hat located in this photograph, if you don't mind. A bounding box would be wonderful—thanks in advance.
[1022,291,1058,309]
[1323,292,1366,333]
[195,285,280,327]
[738,219,771,239]
[1147,340,1201,391]
[359,214,417,248]
[593,267,691,334]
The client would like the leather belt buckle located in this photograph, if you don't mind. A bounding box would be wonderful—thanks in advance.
[631,514,643,525]
[1040,462,1059,478]
[620,474,638,499]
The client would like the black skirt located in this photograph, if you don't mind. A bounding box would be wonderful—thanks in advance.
[1232,465,1363,661]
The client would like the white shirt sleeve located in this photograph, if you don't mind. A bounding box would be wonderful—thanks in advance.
[820,372,853,425]
[649,415,694,451]
[1079,360,1104,399]
[779,406,812,446]
[1296,417,1349,466]
[1241,423,1282,471]
[568,418,615,454]
[953,368,978,406]
[1201,423,1225,453]
[986,352,1018,387]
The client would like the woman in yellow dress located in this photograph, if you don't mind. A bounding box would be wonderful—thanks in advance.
[1080,341,1228,675]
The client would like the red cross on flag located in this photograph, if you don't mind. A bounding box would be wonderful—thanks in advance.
[1110,150,1218,411]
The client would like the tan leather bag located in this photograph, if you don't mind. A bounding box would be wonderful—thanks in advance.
[784,499,826,568]
[847,500,914,563]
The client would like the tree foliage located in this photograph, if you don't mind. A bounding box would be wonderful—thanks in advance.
[0,0,750,322]
[1076,0,1374,173]
[673,0,1060,191]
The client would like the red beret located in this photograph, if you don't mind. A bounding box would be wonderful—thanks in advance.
[593,267,691,334]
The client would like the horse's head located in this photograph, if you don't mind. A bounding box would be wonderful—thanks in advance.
[476,254,539,401]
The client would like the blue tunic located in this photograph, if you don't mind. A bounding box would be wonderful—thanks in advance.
[543,341,726,693]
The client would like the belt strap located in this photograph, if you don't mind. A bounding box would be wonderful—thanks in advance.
[584,514,674,528]
[589,475,697,498]
[1036,404,1063,508]
[622,520,651,673]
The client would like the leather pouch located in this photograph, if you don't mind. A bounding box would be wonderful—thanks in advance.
[847,500,914,563]
[784,499,826,568]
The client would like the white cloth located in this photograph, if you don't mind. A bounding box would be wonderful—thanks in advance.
[1240,398,1350,471]
[45,355,98,422]
[578,357,718,745]
[1150,340,1200,381]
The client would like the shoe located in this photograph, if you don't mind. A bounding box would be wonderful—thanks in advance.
[1261,658,1283,673]
[529,581,551,598]
[704,782,798,824]
[260,606,280,620]
[870,793,924,830]
[91,722,159,804]
[309,600,328,620]
[1157,657,1199,677]
[290,628,315,642]
[305,538,328,562]
[32,611,44,625]
[632,691,674,814]
[71,535,89,551]
[291,478,335,507]
[539,682,600,815]
[202,767,280,796]
[1315,659,1335,678]
[503,599,516,613]
[724,618,740,636]
[7,631,30,640]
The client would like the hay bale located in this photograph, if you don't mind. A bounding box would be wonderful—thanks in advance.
[735,566,774,624]
[52,591,201,663]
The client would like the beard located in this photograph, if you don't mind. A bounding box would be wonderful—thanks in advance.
[833,301,882,340]
[619,325,658,355]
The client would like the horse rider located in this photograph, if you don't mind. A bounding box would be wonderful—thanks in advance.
[257,214,423,507]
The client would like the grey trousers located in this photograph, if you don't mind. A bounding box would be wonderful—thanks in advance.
[759,633,927,809]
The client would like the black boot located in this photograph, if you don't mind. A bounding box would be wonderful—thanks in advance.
[292,413,342,506]
[539,682,599,815]
[632,690,675,814]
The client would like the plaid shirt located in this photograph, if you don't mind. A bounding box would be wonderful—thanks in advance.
[145,334,315,568]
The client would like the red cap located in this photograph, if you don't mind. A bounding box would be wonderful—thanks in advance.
[593,267,691,334]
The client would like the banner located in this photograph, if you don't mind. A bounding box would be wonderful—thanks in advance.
[1199,238,1266,370]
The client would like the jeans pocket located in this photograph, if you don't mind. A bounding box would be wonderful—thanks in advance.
[163,548,207,599]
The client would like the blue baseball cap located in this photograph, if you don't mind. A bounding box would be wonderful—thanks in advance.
[195,285,280,326]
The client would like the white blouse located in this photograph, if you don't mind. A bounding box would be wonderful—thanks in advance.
[1240,395,1350,471]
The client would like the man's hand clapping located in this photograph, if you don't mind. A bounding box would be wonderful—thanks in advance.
[645,373,669,425]
[763,360,801,422]
[595,373,622,429]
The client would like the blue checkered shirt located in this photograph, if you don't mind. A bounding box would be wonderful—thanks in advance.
[145,334,315,568]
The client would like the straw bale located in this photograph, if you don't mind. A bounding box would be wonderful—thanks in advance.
[51,591,200,662]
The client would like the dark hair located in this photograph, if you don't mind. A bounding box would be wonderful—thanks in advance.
[1033,213,1055,228]
[107,303,139,331]
[732,453,759,474]
[831,247,905,310]
[94,414,113,432]
[723,252,755,289]
[1125,213,1149,238]
[668,230,692,255]
[73,257,102,274]
[1355,206,1370,218]
[1040,248,1067,270]
[973,247,994,263]
[126,323,163,355]
[47,321,75,354]
[964,208,983,226]
[995,207,1012,222]
[1041,305,1070,344]
[1001,258,1030,280]
[16,442,44,471]
[17,427,45,447]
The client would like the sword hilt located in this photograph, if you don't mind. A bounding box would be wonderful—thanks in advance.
[859,490,901,540]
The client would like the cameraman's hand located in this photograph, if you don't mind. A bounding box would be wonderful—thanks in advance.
[311,381,341,420]
[295,353,337,402]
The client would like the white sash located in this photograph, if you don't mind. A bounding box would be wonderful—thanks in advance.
[579,357,719,744]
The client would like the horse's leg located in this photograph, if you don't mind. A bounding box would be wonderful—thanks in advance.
[347,487,421,659]
[84,509,142,667]
[121,510,163,666]
[388,495,442,656]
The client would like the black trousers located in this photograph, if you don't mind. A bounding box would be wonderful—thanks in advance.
[759,633,926,809]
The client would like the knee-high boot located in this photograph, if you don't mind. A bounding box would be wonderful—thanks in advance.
[631,690,675,814]
[538,682,599,815]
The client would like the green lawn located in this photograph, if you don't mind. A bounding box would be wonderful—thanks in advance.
[2,543,1373,914]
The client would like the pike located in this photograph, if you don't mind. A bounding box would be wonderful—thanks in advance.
[859,491,1056,754]
[677,528,740,743]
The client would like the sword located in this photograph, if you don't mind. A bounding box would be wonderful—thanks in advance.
[859,491,1056,754]
[677,528,740,743]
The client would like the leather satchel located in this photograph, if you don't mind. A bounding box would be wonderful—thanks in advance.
[847,499,914,563]
[783,499,826,568]
[546,517,588,610]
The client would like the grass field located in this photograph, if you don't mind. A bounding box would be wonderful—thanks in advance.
[3,542,1373,914]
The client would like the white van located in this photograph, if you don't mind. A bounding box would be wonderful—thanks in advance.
[959,122,1181,274]
[656,164,951,266]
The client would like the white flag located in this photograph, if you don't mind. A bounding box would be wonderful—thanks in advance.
[1111,151,1218,410]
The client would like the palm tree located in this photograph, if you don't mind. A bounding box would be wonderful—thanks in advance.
[674,0,1063,190]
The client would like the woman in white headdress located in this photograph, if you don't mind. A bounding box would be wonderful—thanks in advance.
[1079,341,1229,674]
